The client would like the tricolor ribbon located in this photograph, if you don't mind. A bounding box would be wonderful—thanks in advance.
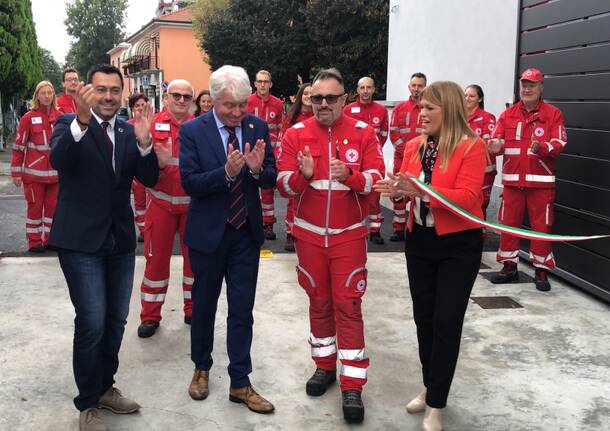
[410,177,610,242]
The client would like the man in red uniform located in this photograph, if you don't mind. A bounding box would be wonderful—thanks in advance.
[343,76,388,245]
[389,72,426,241]
[137,79,194,337]
[247,70,284,240]
[127,93,150,242]
[56,68,79,114]
[489,68,566,292]
[277,68,384,424]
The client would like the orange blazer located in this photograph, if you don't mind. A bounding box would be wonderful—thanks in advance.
[399,136,486,236]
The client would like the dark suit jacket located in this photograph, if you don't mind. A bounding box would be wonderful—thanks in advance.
[179,111,277,253]
[49,114,159,253]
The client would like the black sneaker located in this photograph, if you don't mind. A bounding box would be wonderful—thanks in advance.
[342,390,364,423]
[534,268,551,292]
[305,368,336,396]
[264,224,276,240]
[28,245,45,253]
[137,320,159,338]
[490,261,519,284]
[389,230,405,242]
[284,233,295,252]
[184,315,192,325]
[369,232,384,245]
[137,233,144,243]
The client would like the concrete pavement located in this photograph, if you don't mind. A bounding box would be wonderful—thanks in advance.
[1,252,609,430]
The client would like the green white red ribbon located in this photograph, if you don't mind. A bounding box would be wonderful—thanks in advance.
[410,178,610,242]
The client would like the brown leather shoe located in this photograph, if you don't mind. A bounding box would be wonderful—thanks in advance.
[79,408,107,431]
[188,369,209,400]
[229,385,275,414]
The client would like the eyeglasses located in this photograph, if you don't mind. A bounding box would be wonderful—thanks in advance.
[255,80,271,84]
[170,92,193,102]
[65,77,79,82]
[310,93,344,105]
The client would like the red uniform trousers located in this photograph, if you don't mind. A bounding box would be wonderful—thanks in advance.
[497,186,556,270]
[131,180,147,234]
[261,147,279,226]
[368,191,383,234]
[285,197,295,234]
[295,238,369,392]
[24,182,58,249]
[140,201,193,322]
[392,142,407,231]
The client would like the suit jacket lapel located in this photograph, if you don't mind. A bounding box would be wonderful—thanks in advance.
[89,120,114,175]
[113,121,126,183]
[202,115,227,165]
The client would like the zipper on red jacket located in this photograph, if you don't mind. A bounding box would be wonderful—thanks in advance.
[325,127,333,248]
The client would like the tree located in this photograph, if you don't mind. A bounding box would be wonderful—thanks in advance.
[64,0,128,78]
[306,0,389,99]
[39,48,62,92]
[193,0,389,99]
[0,0,42,107]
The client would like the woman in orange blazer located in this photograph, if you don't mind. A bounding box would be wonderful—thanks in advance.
[375,81,486,431]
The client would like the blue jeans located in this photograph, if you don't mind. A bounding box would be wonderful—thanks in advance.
[58,237,135,411]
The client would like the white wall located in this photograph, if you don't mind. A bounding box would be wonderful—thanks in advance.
[386,0,519,119]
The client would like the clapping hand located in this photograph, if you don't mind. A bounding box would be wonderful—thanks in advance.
[488,137,504,154]
[134,103,154,148]
[74,82,96,126]
[297,145,314,179]
[530,139,540,153]
[244,139,266,174]
[225,144,245,178]
[153,141,172,169]
[330,158,349,181]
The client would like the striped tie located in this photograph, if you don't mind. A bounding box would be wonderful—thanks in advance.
[226,126,246,229]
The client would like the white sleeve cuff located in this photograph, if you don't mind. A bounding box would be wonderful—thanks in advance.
[137,141,153,156]
[70,118,87,142]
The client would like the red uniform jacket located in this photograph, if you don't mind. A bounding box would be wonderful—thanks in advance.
[390,98,423,148]
[468,107,497,179]
[56,93,77,114]
[491,100,566,188]
[277,115,385,247]
[400,136,486,235]
[11,108,60,184]
[147,110,194,213]
[247,93,284,146]
[344,100,389,145]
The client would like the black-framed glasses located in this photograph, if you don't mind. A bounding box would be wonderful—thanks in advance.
[310,93,344,105]
[170,92,193,102]
[255,80,271,84]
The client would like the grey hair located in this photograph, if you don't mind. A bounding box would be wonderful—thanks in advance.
[209,65,252,101]
[167,79,194,96]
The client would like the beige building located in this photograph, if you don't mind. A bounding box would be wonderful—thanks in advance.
[108,7,211,111]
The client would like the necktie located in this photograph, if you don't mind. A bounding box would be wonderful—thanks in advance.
[419,138,439,226]
[226,126,246,229]
[101,121,114,161]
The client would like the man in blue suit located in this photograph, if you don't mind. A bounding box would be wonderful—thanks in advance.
[180,65,277,414]
[50,64,160,431]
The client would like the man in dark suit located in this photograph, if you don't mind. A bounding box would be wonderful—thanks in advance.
[50,64,160,431]
[179,65,276,414]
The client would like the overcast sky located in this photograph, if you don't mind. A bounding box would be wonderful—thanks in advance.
[31,0,160,64]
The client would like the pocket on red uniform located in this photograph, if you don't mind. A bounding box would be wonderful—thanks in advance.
[296,264,316,294]
[345,267,368,297]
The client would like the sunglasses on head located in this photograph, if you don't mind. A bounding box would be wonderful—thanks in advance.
[310,93,344,105]
[170,92,193,102]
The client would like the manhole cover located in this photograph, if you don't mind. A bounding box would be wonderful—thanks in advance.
[471,296,523,309]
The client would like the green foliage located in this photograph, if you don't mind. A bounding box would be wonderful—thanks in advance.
[193,0,388,99]
[64,0,128,78]
[39,48,62,92]
[0,0,42,107]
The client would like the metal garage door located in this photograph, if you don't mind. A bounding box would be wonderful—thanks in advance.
[516,0,610,302]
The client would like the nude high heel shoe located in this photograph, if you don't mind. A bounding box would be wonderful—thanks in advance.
[405,389,427,414]
[422,405,443,431]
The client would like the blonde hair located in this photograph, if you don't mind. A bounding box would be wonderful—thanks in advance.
[414,81,478,169]
[31,81,57,110]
